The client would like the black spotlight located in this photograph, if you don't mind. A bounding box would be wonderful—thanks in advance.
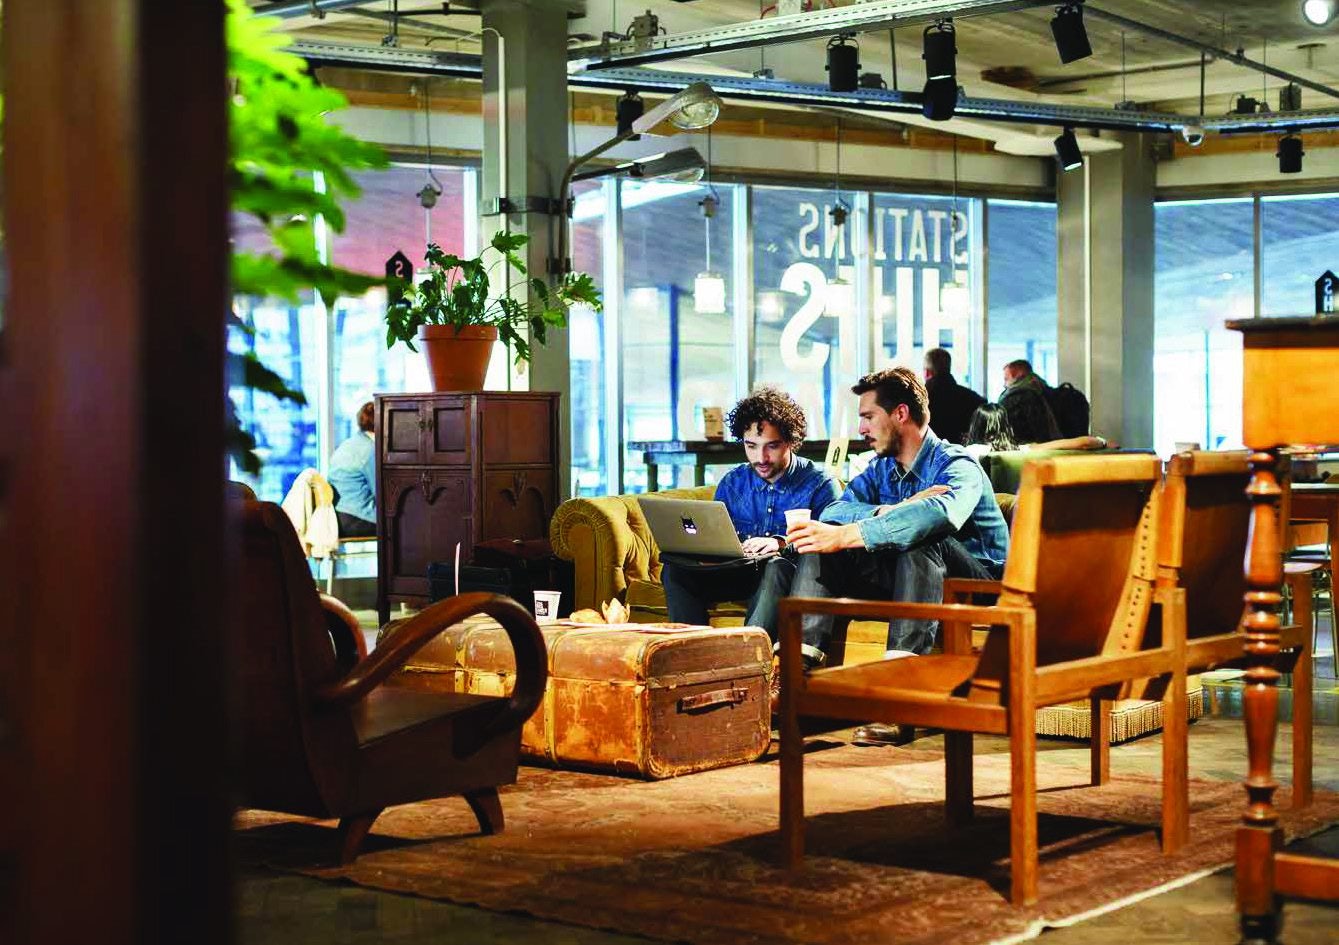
[826,34,860,92]
[922,19,956,81]
[1054,126,1083,171]
[921,77,959,121]
[1050,4,1092,64]
[1278,134,1304,174]
[616,90,644,140]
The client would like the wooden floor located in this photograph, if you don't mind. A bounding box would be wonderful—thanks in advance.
[238,664,1339,945]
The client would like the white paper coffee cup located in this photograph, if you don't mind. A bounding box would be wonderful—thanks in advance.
[784,509,812,529]
[533,590,562,624]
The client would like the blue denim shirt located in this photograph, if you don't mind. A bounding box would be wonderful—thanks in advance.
[713,455,841,541]
[328,432,376,523]
[820,430,1009,575]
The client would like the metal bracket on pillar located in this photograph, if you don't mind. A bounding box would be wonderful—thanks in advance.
[481,196,565,217]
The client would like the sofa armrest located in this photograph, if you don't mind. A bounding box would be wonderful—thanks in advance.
[549,496,644,612]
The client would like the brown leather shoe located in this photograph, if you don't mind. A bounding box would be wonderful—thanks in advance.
[851,723,915,746]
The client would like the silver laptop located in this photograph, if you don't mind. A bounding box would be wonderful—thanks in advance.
[639,497,752,560]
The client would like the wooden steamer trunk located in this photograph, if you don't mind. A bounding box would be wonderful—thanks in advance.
[384,617,772,779]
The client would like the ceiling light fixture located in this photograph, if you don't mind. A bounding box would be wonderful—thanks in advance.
[1050,3,1093,64]
[922,19,957,81]
[921,76,959,121]
[616,89,645,139]
[556,81,723,273]
[1054,126,1084,171]
[826,34,861,92]
[1302,0,1335,26]
[1278,133,1305,173]
[570,147,706,184]
[827,117,852,318]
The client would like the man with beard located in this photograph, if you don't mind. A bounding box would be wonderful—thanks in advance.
[659,387,840,641]
[785,366,1009,663]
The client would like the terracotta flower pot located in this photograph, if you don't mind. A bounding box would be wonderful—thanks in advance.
[418,324,498,391]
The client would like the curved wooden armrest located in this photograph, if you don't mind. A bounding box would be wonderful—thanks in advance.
[777,595,1028,629]
[315,593,548,739]
[319,594,367,667]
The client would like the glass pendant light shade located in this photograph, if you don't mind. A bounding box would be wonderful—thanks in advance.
[826,276,854,317]
[694,272,727,314]
[939,279,970,317]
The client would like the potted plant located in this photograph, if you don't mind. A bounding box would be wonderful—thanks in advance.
[385,231,601,391]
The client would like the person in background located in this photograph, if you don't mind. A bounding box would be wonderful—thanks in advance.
[998,359,1061,443]
[327,401,377,538]
[923,347,985,445]
[660,387,841,640]
[964,403,1108,458]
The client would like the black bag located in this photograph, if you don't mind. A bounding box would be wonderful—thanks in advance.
[427,562,531,612]
[1046,382,1091,439]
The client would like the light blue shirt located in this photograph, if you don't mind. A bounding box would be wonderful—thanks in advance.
[713,455,841,540]
[820,429,1009,576]
[328,431,376,523]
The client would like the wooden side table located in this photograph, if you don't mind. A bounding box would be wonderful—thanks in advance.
[1228,315,1339,942]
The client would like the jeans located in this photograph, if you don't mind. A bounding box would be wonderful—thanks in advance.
[661,554,798,639]
[789,537,996,659]
[336,510,376,538]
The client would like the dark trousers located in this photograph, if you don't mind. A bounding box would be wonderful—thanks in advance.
[790,537,995,659]
[336,511,376,538]
[661,554,797,640]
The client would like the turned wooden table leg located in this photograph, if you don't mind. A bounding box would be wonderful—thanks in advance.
[1237,451,1285,944]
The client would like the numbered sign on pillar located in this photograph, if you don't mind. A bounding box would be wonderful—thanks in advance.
[385,250,413,303]
[1317,270,1337,315]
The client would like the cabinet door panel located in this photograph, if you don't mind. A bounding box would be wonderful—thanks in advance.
[382,402,424,465]
[481,468,555,541]
[426,399,471,464]
[382,469,472,600]
[481,397,553,465]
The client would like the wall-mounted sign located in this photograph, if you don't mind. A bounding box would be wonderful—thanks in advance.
[1317,270,1337,315]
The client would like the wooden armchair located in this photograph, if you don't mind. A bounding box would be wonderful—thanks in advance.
[778,454,1187,906]
[237,500,547,863]
[1155,450,1312,807]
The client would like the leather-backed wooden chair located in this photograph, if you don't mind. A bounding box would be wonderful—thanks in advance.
[1155,450,1312,808]
[778,454,1187,906]
[237,499,547,863]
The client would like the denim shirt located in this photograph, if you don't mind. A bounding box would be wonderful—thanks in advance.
[713,455,841,541]
[820,430,1009,575]
[328,432,377,523]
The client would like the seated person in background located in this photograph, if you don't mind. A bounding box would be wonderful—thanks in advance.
[785,368,1010,663]
[998,359,1062,443]
[924,347,985,445]
[327,401,377,538]
[964,403,1108,458]
[661,387,841,640]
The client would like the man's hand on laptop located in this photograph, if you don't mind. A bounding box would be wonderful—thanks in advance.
[741,536,781,557]
[786,520,864,554]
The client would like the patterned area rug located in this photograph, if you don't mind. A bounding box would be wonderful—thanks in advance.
[234,743,1339,945]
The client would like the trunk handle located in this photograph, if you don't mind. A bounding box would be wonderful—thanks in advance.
[678,687,749,712]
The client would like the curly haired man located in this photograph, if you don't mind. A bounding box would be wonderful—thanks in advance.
[660,387,840,640]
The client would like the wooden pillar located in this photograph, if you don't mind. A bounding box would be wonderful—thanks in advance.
[0,3,230,943]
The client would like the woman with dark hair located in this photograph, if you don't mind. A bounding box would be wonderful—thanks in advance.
[965,401,1107,457]
[327,401,377,537]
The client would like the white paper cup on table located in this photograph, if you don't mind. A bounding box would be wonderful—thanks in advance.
[533,590,562,624]
[784,509,812,530]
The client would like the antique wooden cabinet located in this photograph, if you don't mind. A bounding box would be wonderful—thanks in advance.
[374,392,560,624]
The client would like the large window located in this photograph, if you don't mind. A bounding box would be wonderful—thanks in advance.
[753,185,857,441]
[1261,193,1339,317]
[330,165,475,443]
[569,180,608,496]
[621,179,737,491]
[870,192,981,392]
[1153,198,1251,456]
[987,199,1057,394]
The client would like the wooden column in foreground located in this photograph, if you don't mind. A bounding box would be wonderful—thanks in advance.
[1230,316,1339,943]
[0,3,230,943]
